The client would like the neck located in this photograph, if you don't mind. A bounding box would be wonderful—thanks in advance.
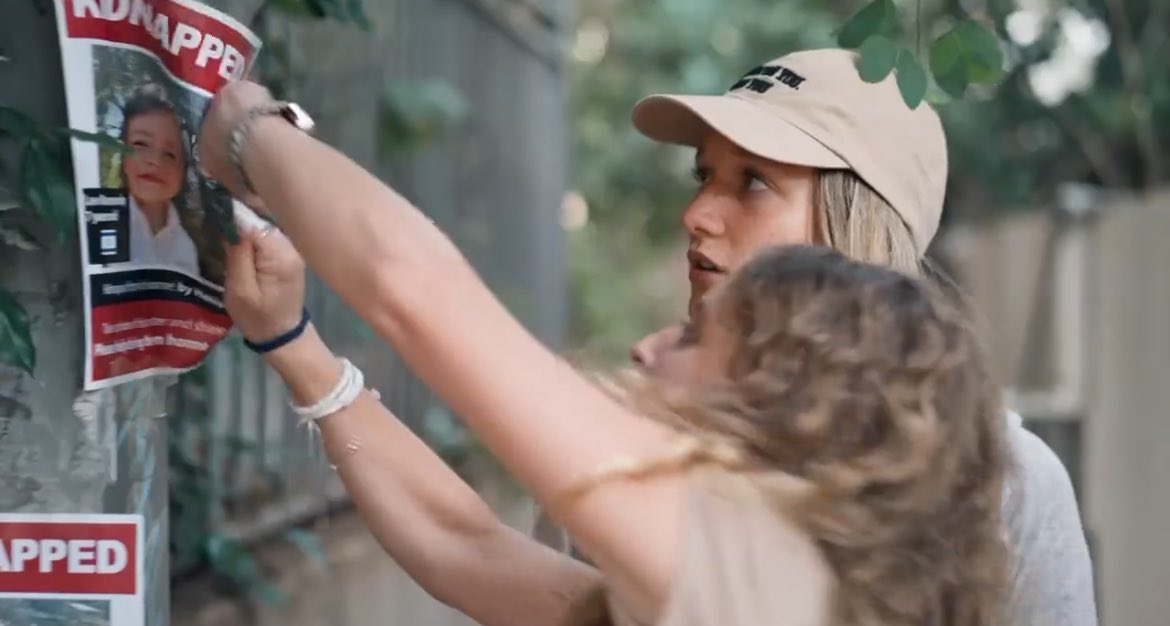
[136,199,170,235]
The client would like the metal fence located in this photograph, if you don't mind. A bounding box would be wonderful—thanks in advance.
[171,0,568,572]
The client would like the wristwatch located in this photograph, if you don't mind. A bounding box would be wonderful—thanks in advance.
[226,101,315,195]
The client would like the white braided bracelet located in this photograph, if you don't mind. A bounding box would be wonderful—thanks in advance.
[292,357,365,427]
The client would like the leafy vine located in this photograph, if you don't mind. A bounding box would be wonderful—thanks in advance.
[837,0,1005,108]
[0,108,131,373]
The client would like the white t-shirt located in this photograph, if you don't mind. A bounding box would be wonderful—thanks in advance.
[1002,410,1099,626]
[128,197,200,277]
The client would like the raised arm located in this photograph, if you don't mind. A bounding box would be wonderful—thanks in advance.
[222,226,599,626]
[200,83,686,615]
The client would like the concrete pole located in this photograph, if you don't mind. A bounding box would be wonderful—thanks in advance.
[0,4,171,624]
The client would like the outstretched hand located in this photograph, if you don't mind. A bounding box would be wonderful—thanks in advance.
[223,215,306,344]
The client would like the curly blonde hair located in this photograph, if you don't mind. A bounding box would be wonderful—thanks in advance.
[567,245,1010,626]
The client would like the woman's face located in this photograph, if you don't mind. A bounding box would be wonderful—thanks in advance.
[683,131,817,318]
[123,110,184,207]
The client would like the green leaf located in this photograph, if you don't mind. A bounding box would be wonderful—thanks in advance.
[57,128,133,154]
[21,141,76,243]
[895,49,928,109]
[0,286,35,374]
[857,35,898,83]
[923,75,954,106]
[929,20,1004,98]
[955,20,1004,84]
[0,106,43,140]
[929,29,970,98]
[837,0,896,49]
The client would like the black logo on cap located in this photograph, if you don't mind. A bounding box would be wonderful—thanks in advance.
[728,64,806,94]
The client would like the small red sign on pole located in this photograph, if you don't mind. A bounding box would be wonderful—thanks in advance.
[0,514,144,625]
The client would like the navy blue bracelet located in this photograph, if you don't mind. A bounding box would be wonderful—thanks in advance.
[244,308,311,354]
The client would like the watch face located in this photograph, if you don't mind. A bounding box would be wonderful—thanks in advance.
[284,102,315,133]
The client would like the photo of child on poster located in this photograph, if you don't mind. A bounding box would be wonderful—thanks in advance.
[55,0,262,389]
[117,84,200,276]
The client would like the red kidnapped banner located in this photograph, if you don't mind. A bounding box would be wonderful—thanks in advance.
[63,0,258,94]
[0,519,138,595]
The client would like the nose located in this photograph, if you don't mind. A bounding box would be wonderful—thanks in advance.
[630,325,684,370]
[630,335,656,368]
[681,191,726,239]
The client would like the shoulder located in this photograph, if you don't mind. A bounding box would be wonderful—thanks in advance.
[651,471,832,626]
[1003,413,1082,533]
[1006,417,1075,499]
[1001,412,1099,626]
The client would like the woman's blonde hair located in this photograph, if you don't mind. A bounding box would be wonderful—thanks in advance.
[814,170,921,275]
[566,246,1010,626]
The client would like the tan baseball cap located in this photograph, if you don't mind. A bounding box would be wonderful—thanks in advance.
[632,48,948,253]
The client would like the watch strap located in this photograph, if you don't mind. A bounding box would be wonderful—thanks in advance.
[226,102,292,196]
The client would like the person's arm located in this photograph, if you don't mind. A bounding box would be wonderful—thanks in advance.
[263,324,600,625]
[202,83,688,616]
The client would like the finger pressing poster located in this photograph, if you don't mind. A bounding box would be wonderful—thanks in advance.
[54,0,262,390]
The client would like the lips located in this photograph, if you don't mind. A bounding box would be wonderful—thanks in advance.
[687,249,725,289]
[136,173,165,184]
[687,249,724,274]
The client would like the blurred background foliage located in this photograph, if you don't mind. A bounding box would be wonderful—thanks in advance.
[564,0,1168,364]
